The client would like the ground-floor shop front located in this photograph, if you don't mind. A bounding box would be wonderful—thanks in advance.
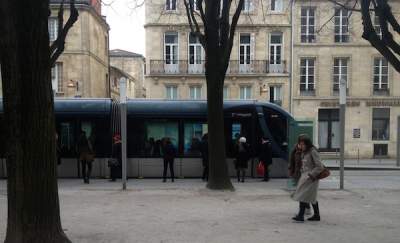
[293,98,400,159]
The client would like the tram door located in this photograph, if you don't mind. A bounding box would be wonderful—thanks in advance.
[226,112,256,176]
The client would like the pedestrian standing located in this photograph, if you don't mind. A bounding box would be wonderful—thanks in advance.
[259,136,272,181]
[291,135,324,222]
[289,135,312,215]
[110,134,122,181]
[77,131,95,184]
[200,134,209,181]
[235,137,250,183]
[162,138,176,182]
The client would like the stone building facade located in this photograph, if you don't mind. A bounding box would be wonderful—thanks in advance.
[49,0,110,98]
[110,49,146,98]
[145,0,292,110]
[110,66,136,99]
[144,0,400,159]
[292,0,400,158]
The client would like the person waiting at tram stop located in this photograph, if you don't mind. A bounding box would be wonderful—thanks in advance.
[291,135,324,222]
[110,134,122,182]
[77,130,95,184]
[258,136,272,181]
[234,137,251,183]
[200,133,209,181]
[162,137,176,182]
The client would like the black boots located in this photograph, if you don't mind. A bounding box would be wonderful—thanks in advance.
[292,202,307,222]
[308,202,321,221]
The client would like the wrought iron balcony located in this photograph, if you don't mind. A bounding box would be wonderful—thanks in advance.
[149,60,287,75]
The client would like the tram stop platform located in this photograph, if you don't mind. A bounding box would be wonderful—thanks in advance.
[0,172,399,243]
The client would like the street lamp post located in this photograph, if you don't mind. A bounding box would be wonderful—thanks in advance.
[120,77,127,190]
[397,116,400,167]
[339,79,346,190]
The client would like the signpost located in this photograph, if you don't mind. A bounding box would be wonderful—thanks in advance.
[120,77,127,190]
[339,79,346,190]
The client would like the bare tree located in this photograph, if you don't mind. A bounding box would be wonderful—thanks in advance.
[0,0,78,242]
[181,0,245,190]
[329,0,400,72]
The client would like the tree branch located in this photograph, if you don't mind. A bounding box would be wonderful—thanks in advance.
[361,0,400,72]
[50,0,79,66]
[183,0,205,46]
[225,0,244,62]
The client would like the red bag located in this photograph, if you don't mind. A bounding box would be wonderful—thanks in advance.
[257,161,265,176]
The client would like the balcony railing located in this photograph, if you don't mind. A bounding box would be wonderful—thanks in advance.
[149,60,287,75]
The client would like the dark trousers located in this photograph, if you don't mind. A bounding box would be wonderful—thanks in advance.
[236,169,246,182]
[110,165,122,180]
[163,159,174,181]
[202,165,209,181]
[81,160,92,181]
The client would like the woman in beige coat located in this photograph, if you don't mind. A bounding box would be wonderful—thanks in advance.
[291,136,324,222]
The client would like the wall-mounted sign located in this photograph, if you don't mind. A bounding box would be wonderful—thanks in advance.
[366,99,400,107]
[320,101,360,107]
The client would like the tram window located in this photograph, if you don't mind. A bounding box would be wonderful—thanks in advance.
[232,123,241,140]
[81,122,92,139]
[184,122,208,156]
[77,120,111,158]
[144,121,178,157]
[59,122,75,157]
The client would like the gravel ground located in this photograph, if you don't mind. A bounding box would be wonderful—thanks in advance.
[0,174,399,243]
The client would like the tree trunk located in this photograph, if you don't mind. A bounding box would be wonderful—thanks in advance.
[205,50,234,190]
[0,1,71,242]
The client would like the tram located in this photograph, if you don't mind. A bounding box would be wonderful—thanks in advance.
[0,98,296,178]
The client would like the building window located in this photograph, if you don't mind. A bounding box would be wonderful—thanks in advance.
[188,33,204,74]
[372,108,390,140]
[165,0,177,10]
[374,144,388,157]
[373,57,389,95]
[242,0,253,12]
[271,0,283,12]
[269,86,282,106]
[166,85,178,99]
[48,17,58,42]
[51,62,63,93]
[164,32,179,73]
[300,58,315,95]
[239,86,252,100]
[239,34,251,65]
[301,7,316,43]
[189,0,199,11]
[374,14,382,38]
[269,32,283,73]
[333,57,348,93]
[223,86,229,99]
[189,86,202,100]
[334,8,349,43]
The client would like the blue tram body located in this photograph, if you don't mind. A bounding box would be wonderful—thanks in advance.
[0,98,294,178]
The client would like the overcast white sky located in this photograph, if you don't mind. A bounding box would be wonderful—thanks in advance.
[103,0,146,56]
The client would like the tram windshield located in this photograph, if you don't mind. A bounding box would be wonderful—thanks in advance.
[263,107,288,148]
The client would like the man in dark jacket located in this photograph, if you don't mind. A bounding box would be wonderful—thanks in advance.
[200,134,209,181]
[162,138,176,182]
[259,136,273,181]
